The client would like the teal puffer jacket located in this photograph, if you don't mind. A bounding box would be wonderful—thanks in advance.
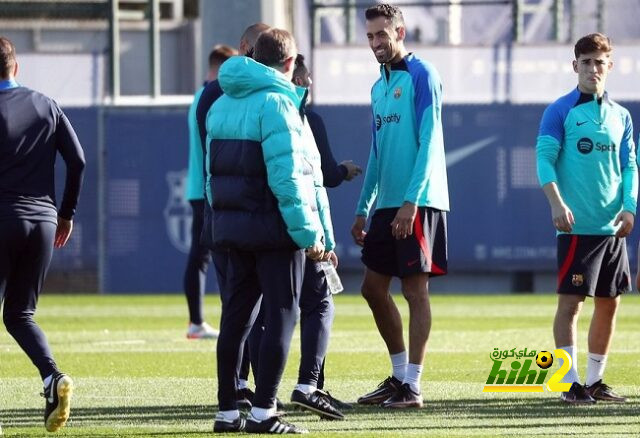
[205,56,333,251]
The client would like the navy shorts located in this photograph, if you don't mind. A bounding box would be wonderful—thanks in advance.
[361,207,448,278]
[557,234,631,297]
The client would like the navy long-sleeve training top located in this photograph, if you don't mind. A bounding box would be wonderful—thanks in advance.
[195,79,223,155]
[305,108,348,188]
[0,81,85,223]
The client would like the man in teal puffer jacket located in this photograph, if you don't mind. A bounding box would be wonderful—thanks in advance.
[207,28,331,435]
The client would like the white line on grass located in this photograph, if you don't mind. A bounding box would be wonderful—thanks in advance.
[91,340,147,345]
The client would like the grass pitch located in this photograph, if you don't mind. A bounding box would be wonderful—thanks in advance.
[1,293,639,437]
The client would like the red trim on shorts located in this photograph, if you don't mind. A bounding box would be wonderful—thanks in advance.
[558,235,578,287]
[413,212,432,266]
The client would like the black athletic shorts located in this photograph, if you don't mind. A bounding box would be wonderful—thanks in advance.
[361,207,447,278]
[557,234,631,297]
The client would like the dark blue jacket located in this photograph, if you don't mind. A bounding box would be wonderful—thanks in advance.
[305,109,348,188]
[0,83,85,223]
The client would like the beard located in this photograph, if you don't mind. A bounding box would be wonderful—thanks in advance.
[374,48,392,64]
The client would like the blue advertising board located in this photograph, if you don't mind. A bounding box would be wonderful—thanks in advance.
[51,107,99,273]
[101,107,213,293]
[56,102,640,293]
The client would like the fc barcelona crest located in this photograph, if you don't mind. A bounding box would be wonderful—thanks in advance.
[394,87,402,99]
[164,170,191,254]
[571,274,583,287]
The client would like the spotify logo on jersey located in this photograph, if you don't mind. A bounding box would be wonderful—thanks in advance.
[577,137,593,154]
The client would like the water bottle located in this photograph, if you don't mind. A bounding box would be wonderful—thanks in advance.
[320,261,344,294]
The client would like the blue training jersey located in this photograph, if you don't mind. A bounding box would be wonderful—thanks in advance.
[356,53,449,217]
[186,86,205,200]
[536,87,638,235]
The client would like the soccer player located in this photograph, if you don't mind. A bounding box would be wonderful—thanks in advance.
[351,4,449,409]
[209,29,329,434]
[0,36,85,432]
[288,54,359,419]
[184,44,236,340]
[536,33,636,404]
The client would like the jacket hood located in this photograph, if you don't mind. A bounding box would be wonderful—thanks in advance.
[219,56,302,106]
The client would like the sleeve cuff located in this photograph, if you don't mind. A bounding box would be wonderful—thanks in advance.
[58,209,74,220]
[338,164,348,180]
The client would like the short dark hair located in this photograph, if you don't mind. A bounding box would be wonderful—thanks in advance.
[574,33,612,59]
[254,28,296,68]
[0,36,17,79]
[208,44,237,69]
[293,54,307,78]
[365,3,405,27]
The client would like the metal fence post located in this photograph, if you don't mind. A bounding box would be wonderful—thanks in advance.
[150,0,161,98]
[596,0,605,33]
[109,0,120,101]
[552,0,563,42]
[96,105,106,294]
[512,0,522,43]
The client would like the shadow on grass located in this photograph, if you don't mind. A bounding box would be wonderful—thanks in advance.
[314,396,640,433]
[1,404,214,426]
[2,397,639,435]
[424,396,640,418]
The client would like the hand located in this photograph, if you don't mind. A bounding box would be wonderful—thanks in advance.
[551,202,575,233]
[614,211,634,238]
[390,202,417,239]
[351,216,367,247]
[327,251,338,268]
[339,160,362,181]
[306,242,325,261]
[55,217,73,248]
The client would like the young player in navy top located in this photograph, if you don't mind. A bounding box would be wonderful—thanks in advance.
[288,54,360,419]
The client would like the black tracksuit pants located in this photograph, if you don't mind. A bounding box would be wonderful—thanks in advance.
[215,247,304,410]
[237,259,335,391]
[0,219,58,380]
[184,199,212,326]
[297,259,335,387]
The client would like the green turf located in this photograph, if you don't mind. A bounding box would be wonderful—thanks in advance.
[1,293,639,437]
